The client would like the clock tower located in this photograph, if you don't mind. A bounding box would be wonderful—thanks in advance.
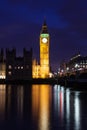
[40,20,50,78]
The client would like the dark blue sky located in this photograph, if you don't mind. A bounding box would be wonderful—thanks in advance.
[0,0,87,71]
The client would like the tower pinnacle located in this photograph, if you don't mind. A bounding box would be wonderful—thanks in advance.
[41,20,48,34]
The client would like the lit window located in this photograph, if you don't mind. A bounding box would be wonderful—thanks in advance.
[21,66,23,69]
[0,75,6,79]
[18,66,20,69]
[8,65,12,69]
[8,71,11,75]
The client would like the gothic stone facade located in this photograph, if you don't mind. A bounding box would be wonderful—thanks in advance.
[6,48,32,80]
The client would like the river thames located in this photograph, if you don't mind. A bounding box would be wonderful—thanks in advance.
[0,84,87,130]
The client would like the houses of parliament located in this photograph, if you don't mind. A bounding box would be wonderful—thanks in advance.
[0,21,50,80]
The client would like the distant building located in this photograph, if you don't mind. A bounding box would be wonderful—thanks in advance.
[6,48,32,80]
[67,53,87,74]
[0,49,6,79]
[59,53,87,76]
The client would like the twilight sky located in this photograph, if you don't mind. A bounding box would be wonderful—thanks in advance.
[0,0,87,71]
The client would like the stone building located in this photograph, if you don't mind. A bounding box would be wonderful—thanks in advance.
[0,49,6,79]
[6,48,32,80]
[32,20,50,78]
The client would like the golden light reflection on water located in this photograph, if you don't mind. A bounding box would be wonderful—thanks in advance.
[6,85,11,119]
[0,85,6,120]
[32,85,40,119]
[17,86,24,119]
[32,85,52,130]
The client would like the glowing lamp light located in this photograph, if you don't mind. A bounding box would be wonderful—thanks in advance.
[66,67,69,71]
[0,75,6,79]
[75,64,79,68]
[49,73,53,78]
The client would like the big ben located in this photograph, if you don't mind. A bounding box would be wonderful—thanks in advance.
[40,20,50,78]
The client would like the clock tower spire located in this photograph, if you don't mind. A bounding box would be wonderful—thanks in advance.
[40,20,50,78]
[41,19,48,34]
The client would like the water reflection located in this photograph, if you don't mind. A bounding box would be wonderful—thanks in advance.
[60,86,64,120]
[0,85,6,120]
[0,84,86,130]
[53,85,82,130]
[74,92,80,130]
[5,85,24,120]
[54,85,64,118]
[66,88,70,121]
[32,85,52,130]
[17,86,23,119]
[32,85,40,120]
[6,85,11,119]
[66,88,70,130]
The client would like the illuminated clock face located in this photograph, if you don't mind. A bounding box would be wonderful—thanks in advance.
[42,38,47,43]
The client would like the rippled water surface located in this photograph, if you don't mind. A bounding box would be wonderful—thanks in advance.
[0,84,87,130]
